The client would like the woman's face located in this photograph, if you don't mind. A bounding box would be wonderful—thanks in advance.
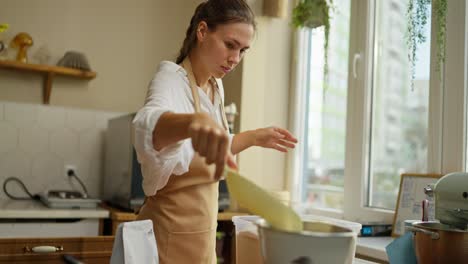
[197,22,254,78]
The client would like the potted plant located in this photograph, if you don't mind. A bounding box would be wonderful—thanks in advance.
[406,0,447,85]
[292,0,333,78]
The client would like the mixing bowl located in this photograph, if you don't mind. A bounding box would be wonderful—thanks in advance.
[256,218,357,264]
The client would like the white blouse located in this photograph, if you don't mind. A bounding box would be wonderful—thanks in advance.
[132,61,232,196]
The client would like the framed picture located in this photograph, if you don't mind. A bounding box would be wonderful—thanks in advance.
[391,173,442,237]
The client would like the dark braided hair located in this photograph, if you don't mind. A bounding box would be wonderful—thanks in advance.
[175,0,256,64]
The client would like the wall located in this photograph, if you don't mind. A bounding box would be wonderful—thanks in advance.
[0,0,201,112]
[238,10,294,190]
[0,101,122,199]
[0,0,295,192]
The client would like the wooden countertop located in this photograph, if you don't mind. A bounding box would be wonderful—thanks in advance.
[102,203,248,221]
[0,200,109,219]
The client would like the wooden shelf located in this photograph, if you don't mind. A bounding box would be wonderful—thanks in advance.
[0,59,97,104]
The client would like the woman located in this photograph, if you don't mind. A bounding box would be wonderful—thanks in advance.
[132,0,297,263]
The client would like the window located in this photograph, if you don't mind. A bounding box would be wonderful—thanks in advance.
[368,0,430,210]
[298,0,351,210]
[290,0,467,222]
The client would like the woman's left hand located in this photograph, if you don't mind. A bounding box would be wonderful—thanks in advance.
[253,127,298,152]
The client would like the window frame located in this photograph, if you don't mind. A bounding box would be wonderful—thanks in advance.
[288,0,467,223]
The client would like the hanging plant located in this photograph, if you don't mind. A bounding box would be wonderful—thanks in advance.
[292,0,333,78]
[406,0,447,87]
[433,0,447,70]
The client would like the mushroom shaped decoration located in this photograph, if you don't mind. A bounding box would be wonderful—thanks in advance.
[10,32,33,63]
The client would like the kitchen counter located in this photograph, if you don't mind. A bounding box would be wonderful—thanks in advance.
[0,200,109,219]
[356,237,392,263]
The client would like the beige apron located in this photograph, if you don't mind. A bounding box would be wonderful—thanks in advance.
[137,58,229,264]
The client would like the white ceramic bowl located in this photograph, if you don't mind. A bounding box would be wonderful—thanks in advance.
[256,219,357,264]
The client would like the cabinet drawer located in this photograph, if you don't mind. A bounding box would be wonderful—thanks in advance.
[0,252,111,264]
[0,236,114,264]
[0,219,101,238]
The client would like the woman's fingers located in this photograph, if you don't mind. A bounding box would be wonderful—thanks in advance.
[214,133,229,180]
[272,144,288,153]
[189,112,235,179]
[275,127,298,143]
[197,126,209,155]
[206,129,221,164]
[189,122,201,150]
[216,133,229,166]
[214,159,225,180]
[277,139,296,149]
[226,153,238,170]
[215,152,237,180]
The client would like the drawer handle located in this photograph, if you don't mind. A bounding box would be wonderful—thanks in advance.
[24,245,64,253]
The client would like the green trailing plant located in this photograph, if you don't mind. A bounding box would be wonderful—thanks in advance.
[406,0,447,87]
[433,0,447,71]
[292,0,333,78]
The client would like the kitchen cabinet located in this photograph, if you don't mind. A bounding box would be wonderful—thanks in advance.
[102,204,248,264]
[0,236,114,264]
[0,219,102,238]
[0,59,96,104]
[0,200,109,238]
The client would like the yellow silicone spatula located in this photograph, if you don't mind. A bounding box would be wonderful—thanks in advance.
[224,168,303,232]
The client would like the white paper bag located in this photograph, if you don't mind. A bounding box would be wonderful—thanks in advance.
[110,220,159,264]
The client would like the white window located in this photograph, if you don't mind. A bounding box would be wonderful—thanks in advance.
[294,0,351,211]
[289,0,467,223]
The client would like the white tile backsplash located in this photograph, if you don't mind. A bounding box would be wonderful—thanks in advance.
[49,128,79,159]
[18,125,49,155]
[0,122,18,155]
[66,110,96,133]
[37,106,66,130]
[0,101,124,199]
[4,102,39,128]
[31,154,63,192]
[0,150,32,186]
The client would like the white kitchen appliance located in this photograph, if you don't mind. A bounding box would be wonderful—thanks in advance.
[407,172,468,263]
[424,172,468,229]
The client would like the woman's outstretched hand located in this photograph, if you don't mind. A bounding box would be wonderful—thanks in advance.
[253,127,298,152]
[189,112,237,180]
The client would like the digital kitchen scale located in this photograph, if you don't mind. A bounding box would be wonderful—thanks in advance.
[38,190,101,209]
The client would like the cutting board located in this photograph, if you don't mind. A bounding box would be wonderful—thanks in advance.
[225,168,303,232]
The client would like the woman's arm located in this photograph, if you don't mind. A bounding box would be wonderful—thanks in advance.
[152,112,193,151]
[230,130,256,155]
[231,127,298,155]
[153,111,237,178]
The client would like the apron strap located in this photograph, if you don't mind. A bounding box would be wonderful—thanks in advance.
[182,58,202,113]
[211,79,230,132]
[182,58,229,132]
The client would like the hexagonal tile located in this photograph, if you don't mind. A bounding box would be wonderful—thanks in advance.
[37,105,66,130]
[49,128,79,159]
[0,122,18,155]
[18,125,49,155]
[4,102,38,128]
[0,150,32,179]
[65,109,96,133]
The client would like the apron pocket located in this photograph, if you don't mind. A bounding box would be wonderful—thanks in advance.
[166,229,216,264]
